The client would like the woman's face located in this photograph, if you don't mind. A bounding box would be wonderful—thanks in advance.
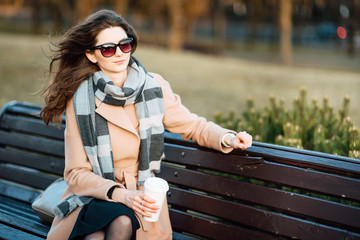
[86,27,131,77]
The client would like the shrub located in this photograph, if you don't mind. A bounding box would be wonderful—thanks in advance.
[214,88,359,159]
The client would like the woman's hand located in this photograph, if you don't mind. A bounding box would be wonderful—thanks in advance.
[223,131,252,150]
[112,188,159,217]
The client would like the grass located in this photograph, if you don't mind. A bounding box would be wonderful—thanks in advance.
[0,33,360,126]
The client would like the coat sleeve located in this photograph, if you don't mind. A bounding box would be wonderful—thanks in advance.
[150,73,235,153]
[63,98,124,200]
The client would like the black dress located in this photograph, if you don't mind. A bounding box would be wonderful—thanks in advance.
[69,198,140,240]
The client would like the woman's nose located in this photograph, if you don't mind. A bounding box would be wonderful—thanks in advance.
[114,46,123,56]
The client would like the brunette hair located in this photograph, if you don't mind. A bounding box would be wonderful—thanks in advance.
[41,9,138,125]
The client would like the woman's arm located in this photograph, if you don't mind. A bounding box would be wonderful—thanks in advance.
[151,73,252,153]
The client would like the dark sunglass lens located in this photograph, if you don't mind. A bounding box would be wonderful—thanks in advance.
[101,46,116,57]
[120,41,132,53]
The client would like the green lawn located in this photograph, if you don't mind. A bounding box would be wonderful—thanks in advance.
[1,33,360,126]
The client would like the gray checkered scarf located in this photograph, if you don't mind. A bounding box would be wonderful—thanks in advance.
[53,56,165,219]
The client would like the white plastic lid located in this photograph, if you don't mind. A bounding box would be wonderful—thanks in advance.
[144,177,169,192]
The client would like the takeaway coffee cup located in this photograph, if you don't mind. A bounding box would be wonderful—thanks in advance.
[143,177,169,222]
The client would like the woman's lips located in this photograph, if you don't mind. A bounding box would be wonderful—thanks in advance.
[114,59,125,64]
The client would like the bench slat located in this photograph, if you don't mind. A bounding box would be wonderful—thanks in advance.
[170,208,360,240]
[0,181,40,204]
[0,197,42,225]
[159,164,360,230]
[0,148,64,176]
[169,209,282,240]
[164,132,360,176]
[1,101,66,123]
[0,130,64,158]
[1,101,42,117]
[0,114,64,140]
[237,160,360,202]
[164,144,360,202]
[247,144,360,176]
[0,164,57,190]
[254,141,360,164]
[167,187,360,239]
[0,209,49,238]
[164,143,263,174]
[0,224,45,240]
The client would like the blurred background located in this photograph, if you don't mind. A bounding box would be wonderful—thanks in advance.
[0,0,359,156]
[1,0,360,63]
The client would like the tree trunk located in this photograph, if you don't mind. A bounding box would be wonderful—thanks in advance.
[74,0,97,21]
[166,0,186,51]
[31,0,42,34]
[114,0,129,17]
[279,0,293,65]
[213,0,227,51]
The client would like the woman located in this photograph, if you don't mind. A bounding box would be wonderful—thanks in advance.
[41,9,252,240]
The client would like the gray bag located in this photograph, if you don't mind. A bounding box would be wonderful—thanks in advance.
[31,178,67,223]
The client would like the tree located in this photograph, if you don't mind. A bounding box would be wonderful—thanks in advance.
[166,0,209,51]
[112,0,130,17]
[213,0,227,49]
[74,0,98,21]
[279,0,293,65]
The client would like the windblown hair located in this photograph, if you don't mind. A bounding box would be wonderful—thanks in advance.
[41,9,138,125]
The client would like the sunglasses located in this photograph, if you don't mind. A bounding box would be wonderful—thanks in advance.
[90,37,133,57]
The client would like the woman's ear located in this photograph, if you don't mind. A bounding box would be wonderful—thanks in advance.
[85,50,97,64]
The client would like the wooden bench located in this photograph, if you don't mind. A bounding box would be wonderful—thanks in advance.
[0,101,360,240]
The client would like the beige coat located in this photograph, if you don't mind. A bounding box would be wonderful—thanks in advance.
[46,73,233,240]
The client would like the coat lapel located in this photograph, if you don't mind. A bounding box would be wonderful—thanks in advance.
[95,98,138,136]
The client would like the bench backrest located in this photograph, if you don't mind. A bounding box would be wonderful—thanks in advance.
[1,101,360,240]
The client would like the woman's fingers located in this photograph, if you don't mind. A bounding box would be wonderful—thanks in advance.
[132,203,151,217]
[112,188,160,217]
[131,192,159,217]
[234,131,252,150]
[143,194,156,204]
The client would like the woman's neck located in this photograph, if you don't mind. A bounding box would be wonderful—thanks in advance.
[107,70,128,88]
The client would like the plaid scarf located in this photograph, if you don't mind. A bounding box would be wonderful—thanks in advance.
[53,57,165,219]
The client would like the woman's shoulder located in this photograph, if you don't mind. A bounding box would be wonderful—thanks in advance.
[148,72,165,83]
[148,72,178,106]
[148,72,171,91]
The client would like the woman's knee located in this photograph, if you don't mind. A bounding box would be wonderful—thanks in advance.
[84,230,105,240]
[113,215,132,229]
[107,215,133,237]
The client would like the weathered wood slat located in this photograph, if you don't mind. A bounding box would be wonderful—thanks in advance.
[0,210,49,238]
[0,101,41,117]
[167,187,360,239]
[0,198,41,224]
[164,143,263,173]
[169,209,282,240]
[0,114,64,140]
[165,135,360,183]
[171,232,200,240]
[0,181,40,203]
[0,148,64,176]
[254,141,360,164]
[159,164,360,230]
[0,130,64,158]
[0,164,57,190]
[0,101,65,123]
[247,144,360,176]
[164,143,360,202]
[164,131,360,176]
[0,224,45,240]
